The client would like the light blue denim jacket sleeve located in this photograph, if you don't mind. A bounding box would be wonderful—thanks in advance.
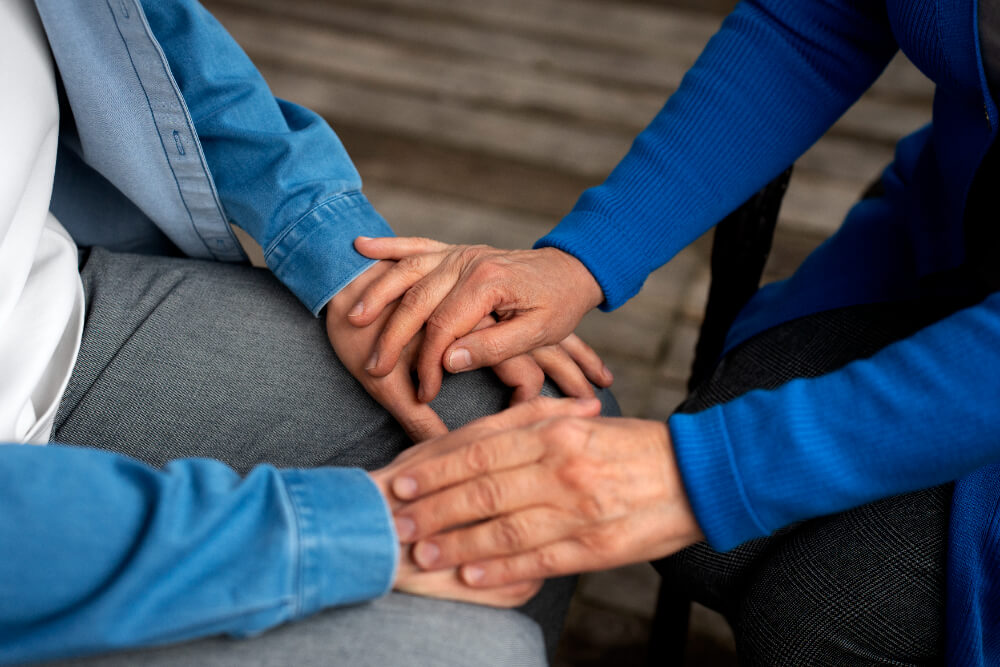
[140,0,394,314]
[0,444,398,664]
[1,4,400,662]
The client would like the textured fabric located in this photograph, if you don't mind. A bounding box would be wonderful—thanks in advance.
[33,0,394,312]
[945,464,1000,665]
[42,594,549,667]
[657,304,951,665]
[536,0,991,317]
[32,0,244,262]
[0,249,581,664]
[0,0,83,444]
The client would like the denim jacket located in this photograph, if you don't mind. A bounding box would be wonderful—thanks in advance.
[0,2,397,663]
[38,0,393,315]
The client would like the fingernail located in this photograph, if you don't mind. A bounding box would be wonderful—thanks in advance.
[414,541,440,567]
[449,348,472,372]
[394,516,416,541]
[365,351,379,371]
[462,565,484,584]
[393,476,418,499]
[576,397,600,408]
[348,301,364,317]
[602,365,614,382]
[356,236,371,242]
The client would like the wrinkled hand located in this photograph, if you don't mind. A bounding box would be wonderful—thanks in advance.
[367,397,605,607]
[367,475,542,609]
[327,260,448,442]
[348,237,607,403]
[383,400,703,588]
[328,262,609,441]
[391,544,542,608]
[488,330,610,404]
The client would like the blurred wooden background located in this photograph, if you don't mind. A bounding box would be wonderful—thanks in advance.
[203,0,934,663]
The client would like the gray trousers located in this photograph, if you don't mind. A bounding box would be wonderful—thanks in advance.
[658,303,954,666]
[46,248,613,667]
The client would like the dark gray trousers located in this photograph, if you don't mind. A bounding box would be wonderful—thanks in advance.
[658,303,952,666]
[46,248,612,666]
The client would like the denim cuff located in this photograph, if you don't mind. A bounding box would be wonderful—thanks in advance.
[668,407,769,551]
[280,468,398,617]
[264,192,395,316]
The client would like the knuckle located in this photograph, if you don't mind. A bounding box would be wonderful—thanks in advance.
[579,525,618,556]
[400,282,433,313]
[469,476,504,515]
[397,255,424,276]
[494,516,526,552]
[482,336,511,362]
[533,549,561,577]
[424,310,453,336]
[458,245,486,266]
[542,417,584,446]
[463,441,494,474]
[575,485,627,523]
[472,262,502,283]
[556,456,599,494]
[577,492,608,522]
[525,327,549,349]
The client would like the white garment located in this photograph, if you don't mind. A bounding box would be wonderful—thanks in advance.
[0,0,84,443]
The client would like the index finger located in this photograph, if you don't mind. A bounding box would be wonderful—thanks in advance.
[355,236,450,259]
[368,360,448,442]
[389,397,602,501]
[367,263,465,378]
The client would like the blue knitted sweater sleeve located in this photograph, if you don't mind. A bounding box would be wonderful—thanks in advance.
[536,0,897,309]
[669,293,1000,550]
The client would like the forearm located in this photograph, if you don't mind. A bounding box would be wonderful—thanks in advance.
[537,0,897,310]
[0,444,396,664]
[670,292,1000,551]
[141,0,393,313]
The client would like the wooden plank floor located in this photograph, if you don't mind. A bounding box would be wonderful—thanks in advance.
[203,0,934,663]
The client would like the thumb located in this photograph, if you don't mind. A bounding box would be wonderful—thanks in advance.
[443,315,554,373]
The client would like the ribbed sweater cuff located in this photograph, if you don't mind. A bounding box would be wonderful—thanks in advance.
[535,210,646,311]
[668,407,769,551]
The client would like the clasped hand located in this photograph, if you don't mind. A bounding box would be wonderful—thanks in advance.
[345,237,609,404]
[327,256,611,443]
[372,398,703,595]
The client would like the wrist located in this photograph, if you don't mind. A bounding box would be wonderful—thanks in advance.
[546,248,604,311]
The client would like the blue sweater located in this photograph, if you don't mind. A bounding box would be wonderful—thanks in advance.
[537,0,1000,662]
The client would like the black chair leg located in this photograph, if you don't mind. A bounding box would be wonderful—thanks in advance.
[647,580,691,666]
[648,169,793,665]
[689,168,792,391]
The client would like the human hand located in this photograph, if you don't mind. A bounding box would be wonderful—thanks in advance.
[488,331,611,404]
[327,260,448,442]
[390,547,542,608]
[328,263,606,440]
[348,237,607,403]
[368,398,603,606]
[368,472,542,608]
[371,395,604,510]
[383,406,703,588]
